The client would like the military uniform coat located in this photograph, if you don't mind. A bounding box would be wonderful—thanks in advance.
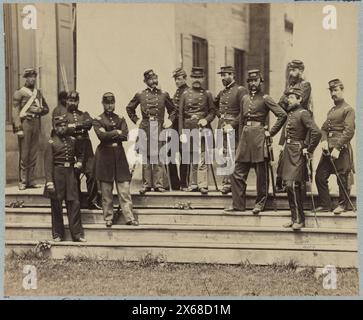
[12,86,49,132]
[280,106,321,181]
[178,86,216,131]
[172,83,189,133]
[319,100,355,173]
[93,112,131,183]
[126,87,176,157]
[236,92,287,163]
[215,82,248,131]
[44,134,82,201]
[278,79,312,146]
[64,109,94,173]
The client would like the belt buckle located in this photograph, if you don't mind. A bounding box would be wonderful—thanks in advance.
[149,116,156,121]
[246,121,251,126]
[221,114,225,119]
[287,138,291,143]
[111,143,118,147]
[328,132,333,137]
[64,162,70,168]
[191,115,198,120]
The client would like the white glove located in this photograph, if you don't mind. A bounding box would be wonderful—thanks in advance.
[68,123,76,128]
[223,124,233,133]
[264,130,271,137]
[198,118,208,128]
[321,140,329,151]
[180,134,188,144]
[16,130,24,138]
[163,119,173,129]
[117,130,122,135]
[331,148,340,159]
[74,162,83,169]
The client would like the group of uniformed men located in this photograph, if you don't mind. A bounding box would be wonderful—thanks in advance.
[12,60,355,241]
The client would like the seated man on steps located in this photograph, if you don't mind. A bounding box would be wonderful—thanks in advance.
[43,115,86,242]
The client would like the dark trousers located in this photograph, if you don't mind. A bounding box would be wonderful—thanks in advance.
[19,118,40,185]
[315,155,350,210]
[168,163,189,189]
[230,161,268,210]
[50,198,83,241]
[285,180,305,224]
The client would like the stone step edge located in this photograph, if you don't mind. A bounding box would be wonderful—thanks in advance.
[5,189,357,198]
[6,240,358,252]
[5,207,357,218]
[5,223,357,234]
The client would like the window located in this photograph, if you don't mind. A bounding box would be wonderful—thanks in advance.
[192,36,208,89]
[234,48,246,86]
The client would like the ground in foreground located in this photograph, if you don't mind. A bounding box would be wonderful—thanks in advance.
[4,252,358,297]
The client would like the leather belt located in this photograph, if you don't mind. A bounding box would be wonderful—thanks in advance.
[244,120,263,127]
[102,142,120,148]
[55,161,74,167]
[25,114,40,119]
[220,114,237,120]
[185,114,203,120]
[328,130,343,137]
[286,138,303,146]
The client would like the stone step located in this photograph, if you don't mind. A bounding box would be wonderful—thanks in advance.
[5,189,356,210]
[5,207,357,229]
[5,223,357,247]
[5,240,358,268]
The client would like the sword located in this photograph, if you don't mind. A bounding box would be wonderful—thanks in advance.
[199,126,219,191]
[165,130,172,192]
[264,126,277,211]
[323,150,356,212]
[305,153,319,228]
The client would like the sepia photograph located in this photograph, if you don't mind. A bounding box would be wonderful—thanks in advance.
[2,1,360,297]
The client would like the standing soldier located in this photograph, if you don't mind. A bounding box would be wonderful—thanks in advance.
[44,115,85,242]
[179,67,216,195]
[315,79,355,214]
[280,88,321,230]
[215,66,248,194]
[276,60,313,192]
[126,69,176,194]
[168,67,190,191]
[64,90,101,210]
[224,69,287,214]
[12,68,49,190]
[93,93,138,227]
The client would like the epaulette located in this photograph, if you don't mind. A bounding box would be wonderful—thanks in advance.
[96,116,102,121]
[48,139,53,144]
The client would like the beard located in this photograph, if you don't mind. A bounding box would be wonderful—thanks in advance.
[248,84,259,92]
[222,78,232,87]
[67,104,78,112]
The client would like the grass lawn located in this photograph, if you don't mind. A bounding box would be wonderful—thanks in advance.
[4,252,359,297]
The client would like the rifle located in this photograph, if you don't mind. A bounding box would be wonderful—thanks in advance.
[264,126,277,211]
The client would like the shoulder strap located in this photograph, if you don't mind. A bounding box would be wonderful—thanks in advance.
[19,87,38,119]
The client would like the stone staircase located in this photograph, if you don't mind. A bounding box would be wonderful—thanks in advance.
[5,186,358,267]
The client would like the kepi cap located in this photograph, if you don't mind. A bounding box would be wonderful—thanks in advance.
[190,67,204,78]
[328,78,344,90]
[288,60,305,71]
[217,66,235,74]
[172,67,187,78]
[102,92,115,104]
[23,68,37,78]
[247,69,263,82]
[53,115,68,126]
[285,87,303,98]
[144,69,157,80]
